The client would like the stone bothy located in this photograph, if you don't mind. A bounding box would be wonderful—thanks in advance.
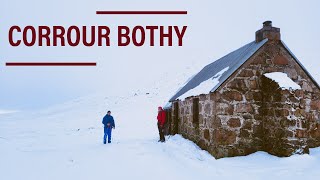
[165,21,320,159]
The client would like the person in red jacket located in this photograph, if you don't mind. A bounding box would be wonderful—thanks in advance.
[157,106,166,142]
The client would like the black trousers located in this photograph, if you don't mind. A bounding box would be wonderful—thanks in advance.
[158,123,165,141]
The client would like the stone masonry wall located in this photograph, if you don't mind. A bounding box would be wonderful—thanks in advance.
[170,40,320,158]
[261,76,309,156]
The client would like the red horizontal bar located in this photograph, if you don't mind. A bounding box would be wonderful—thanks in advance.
[6,62,97,66]
[96,11,187,15]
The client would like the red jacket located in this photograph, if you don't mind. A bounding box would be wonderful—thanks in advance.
[157,109,166,126]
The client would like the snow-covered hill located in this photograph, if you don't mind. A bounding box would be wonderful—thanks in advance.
[1,89,320,180]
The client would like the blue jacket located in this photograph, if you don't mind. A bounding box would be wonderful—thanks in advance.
[102,114,115,128]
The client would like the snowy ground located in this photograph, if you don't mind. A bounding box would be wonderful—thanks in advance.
[1,91,320,180]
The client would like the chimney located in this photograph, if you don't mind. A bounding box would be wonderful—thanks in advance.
[255,21,281,42]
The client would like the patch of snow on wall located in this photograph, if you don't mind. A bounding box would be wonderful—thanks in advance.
[177,67,230,100]
[264,72,301,90]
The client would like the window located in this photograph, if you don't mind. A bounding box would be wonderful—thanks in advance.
[193,98,199,126]
[173,102,179,134]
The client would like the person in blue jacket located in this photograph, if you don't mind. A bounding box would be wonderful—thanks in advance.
[102,110,115,144]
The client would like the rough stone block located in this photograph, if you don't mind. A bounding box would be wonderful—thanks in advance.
[248,79,258,89]
[228,118,241,128]
[275,109,289,117]
[199,94,207,101]
[310,100,320,111]
[240,129,251,138]
[216,103,234,115]
[246,91,262,101]
[235,103,253,113]
[197,139,208,151]
[306,113,315,122]
[296,129,308,138]
[204,103,211,114]
[227,79,248,91]
[294,109,306,117]
[213,129,237,145]
[199,103,202,112]
[243,114,253,120]
[204,129,210,140]
[251,56,265,65]
[285,130,294,137]
[242,121,252,130]
[310,124,320,138]
[239,69,254,77]
[286,68,298,80]
[212,116,222,128]
[302,82,313,92]
[274,55,289,65]
[222,90,243,101]
[294,90,304,98]
[252,125,263,137]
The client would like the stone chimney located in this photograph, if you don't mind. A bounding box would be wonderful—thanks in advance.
[255,21,280,42]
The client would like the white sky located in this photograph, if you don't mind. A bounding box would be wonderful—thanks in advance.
[1,0,319,109]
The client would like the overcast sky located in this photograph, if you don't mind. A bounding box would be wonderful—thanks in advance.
[1,0,319,110]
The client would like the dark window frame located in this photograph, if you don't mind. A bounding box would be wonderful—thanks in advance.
[193,98,199,126]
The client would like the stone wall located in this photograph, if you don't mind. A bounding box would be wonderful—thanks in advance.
[261,76,307,156]
[169,40,320,158]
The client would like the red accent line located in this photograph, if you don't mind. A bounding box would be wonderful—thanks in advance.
[96,11,187,15]
[6,62,97,66]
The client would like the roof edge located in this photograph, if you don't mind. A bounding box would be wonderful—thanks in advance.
[168,39,268,102]
[280,40,320,90]
[168,39,320,103]
[209,39,268,93]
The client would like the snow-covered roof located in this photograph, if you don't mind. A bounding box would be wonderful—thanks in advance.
[169,39,268,101]
[264,72,301,90]
[178,67,229,100]
[169,39,320,102]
